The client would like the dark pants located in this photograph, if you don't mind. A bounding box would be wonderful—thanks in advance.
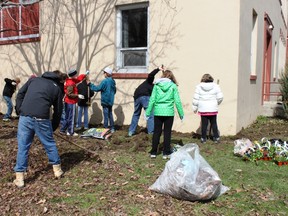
[151,116,174,155]
[201,115,219,139]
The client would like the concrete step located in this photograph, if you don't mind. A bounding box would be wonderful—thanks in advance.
[262,101,285,117]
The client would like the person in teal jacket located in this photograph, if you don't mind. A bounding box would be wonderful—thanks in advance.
[146,69,184,159]
[89,67,116,132]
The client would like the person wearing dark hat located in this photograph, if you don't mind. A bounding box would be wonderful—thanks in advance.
[2,77,21,121]
[88,67,116,132]
[60,69,87,136]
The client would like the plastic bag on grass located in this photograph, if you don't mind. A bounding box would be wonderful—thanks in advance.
[234,138,253,157]
[149,143,229,201]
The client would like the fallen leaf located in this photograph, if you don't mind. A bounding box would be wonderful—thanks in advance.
[122,181,129,186]
[136,194,145,199]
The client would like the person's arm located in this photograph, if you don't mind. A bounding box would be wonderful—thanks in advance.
[66,85,78,98]
[192,86,200,113]
[89,80,105,92]
[147,68,160,84]
[216,85,223,105]
[75,74,86,83]
[52,90,64,131]
[145,86,157,116]
[4,78,16,86]
[15,79,31,115]
[174,86,184,118]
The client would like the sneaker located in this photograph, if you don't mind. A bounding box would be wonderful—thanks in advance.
[67,132,78,136]
[59,131,66,135]
[128,131,133,137]
[150,154,156,159]
[75,127,81,131]
[3,118,10,122]
[213,137,220,144]
[162,155,171,160]
[110,129,115,133]
[84,127,89,130]
[200,138,207,144]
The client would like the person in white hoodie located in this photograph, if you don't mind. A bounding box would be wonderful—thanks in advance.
[192,74,223,143]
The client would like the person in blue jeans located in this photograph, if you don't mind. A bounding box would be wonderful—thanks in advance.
[2,77,21,121]
[128,66,162,136]
[76,76,94,130]
[13,70,66,188]
[89,67,116,132]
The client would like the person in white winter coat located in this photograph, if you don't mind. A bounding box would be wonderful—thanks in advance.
[192,74,223,143]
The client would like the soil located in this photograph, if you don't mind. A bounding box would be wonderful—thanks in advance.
[1,115,288,215]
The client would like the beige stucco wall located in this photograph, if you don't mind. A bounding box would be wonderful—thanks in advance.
[143,0,241,135]
[0,0,286,135]
[237,0,287,133]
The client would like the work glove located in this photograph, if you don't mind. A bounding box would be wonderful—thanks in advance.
[12,81,17,86]
[78,94,84,99]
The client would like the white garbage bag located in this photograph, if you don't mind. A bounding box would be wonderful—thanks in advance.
[149,143,229,201]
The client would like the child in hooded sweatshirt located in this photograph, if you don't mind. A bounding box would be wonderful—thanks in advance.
[146,69,184,159]
[89,67,116,132]
[192,74,223,144]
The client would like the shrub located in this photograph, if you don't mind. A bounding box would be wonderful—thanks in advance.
[280,64,288,116]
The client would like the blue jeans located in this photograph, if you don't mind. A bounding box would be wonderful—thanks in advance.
[14,116,61,172]
[102,105,114,130]
[76,106,89,129]
[60,103,76,134]
[129,96,154,134]
[60,103,65,125]
[3,96,13,119]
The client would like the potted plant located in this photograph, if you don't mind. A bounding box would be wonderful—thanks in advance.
[249,148,263,162]
[267,146,276,161]
[274,155,287,166]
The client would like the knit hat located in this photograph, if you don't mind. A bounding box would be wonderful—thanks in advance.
[68,69,77,77]
[103,67,112,75]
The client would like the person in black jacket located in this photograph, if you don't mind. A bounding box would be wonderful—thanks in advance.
[76,76,94,130]
[2,77,20,121]
[128,66,163,136]
[13,71,66,188]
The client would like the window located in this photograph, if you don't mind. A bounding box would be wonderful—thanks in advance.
[116,3,149,73]
[250,9,258,80]
[0,0,40,45]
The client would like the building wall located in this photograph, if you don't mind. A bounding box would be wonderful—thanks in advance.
[237,0,287,132]
[0,0,286,135]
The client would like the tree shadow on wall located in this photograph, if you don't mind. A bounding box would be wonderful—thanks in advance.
[114,105,124,126]
[7,0,116,77]
[89,102,103,126]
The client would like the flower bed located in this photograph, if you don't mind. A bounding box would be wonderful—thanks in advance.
[235,137,288,166]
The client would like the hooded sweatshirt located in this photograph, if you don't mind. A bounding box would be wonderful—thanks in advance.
[89,77,116,107]
[146,78,184,117]
[15,72,63,131]
[192,82,223,113]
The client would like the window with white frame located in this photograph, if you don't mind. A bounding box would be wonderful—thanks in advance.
[116,3,148,73]
[0,0,40,45]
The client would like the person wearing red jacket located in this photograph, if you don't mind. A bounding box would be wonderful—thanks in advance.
[60,69,87,136]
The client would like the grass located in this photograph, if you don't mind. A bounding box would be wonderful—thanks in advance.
[1,117,288,215]
[48,143,288,215]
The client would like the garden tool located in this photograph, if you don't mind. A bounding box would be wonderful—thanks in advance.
[54,133,101,162]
